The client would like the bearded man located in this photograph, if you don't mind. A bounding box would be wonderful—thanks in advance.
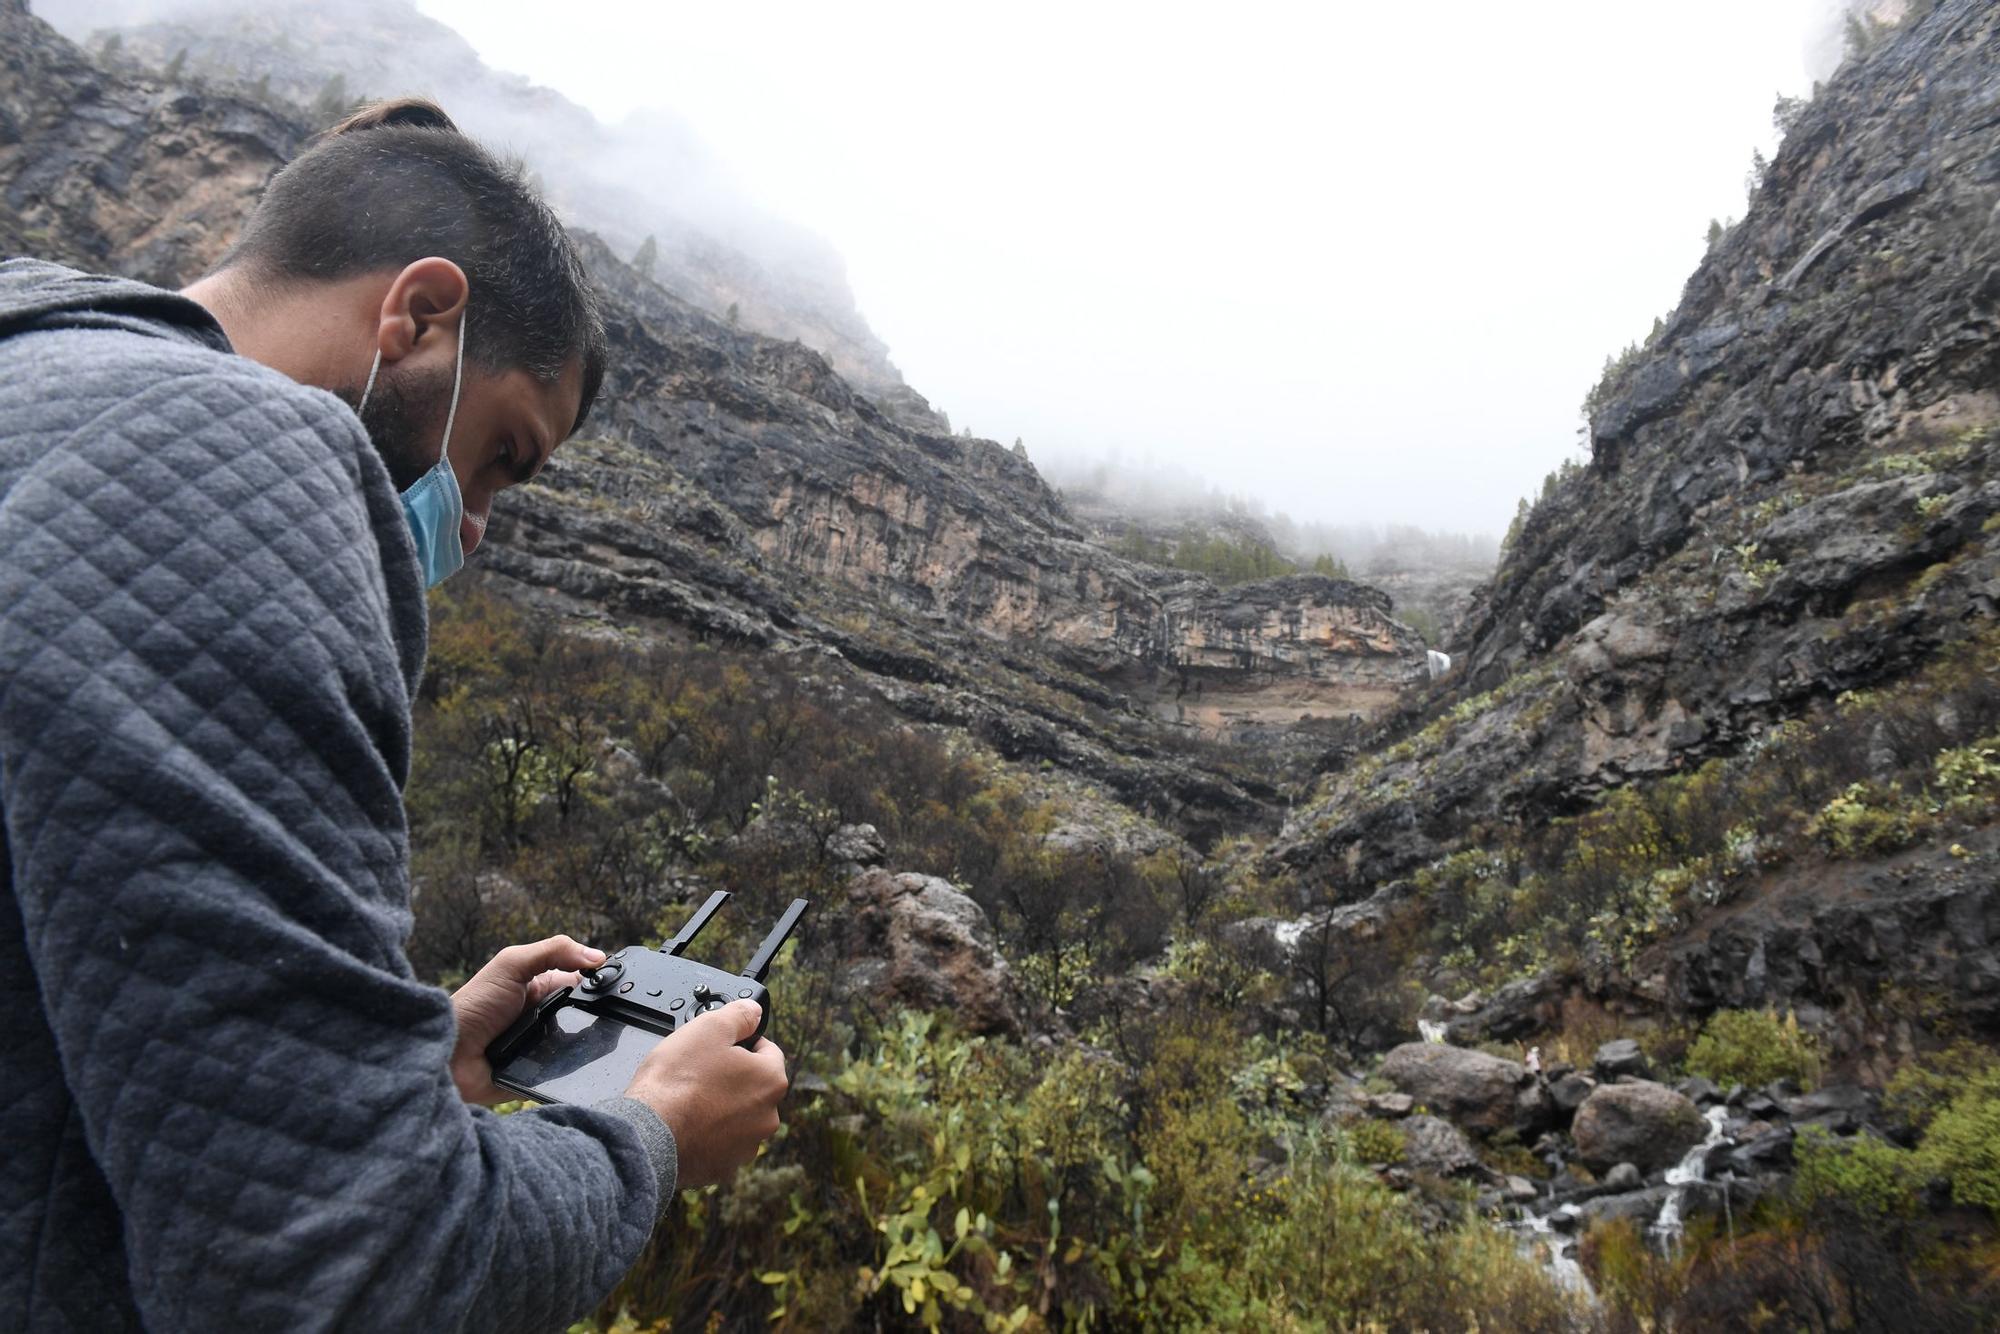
[0,99,787,1332]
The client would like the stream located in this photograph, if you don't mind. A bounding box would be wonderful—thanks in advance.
[1506,1104,1739,1303]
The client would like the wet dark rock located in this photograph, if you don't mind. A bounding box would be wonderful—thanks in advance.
[1594,1039,1650,1080]
[1785,1084,1876,1135]
[1572,1081,1709,1172]
[1743,1093,1784,1120]
[1678,1075,1724,1105]
[1578,1186,1672,1228]
[1550,1168,1594,1197]
[1549,1072,1597,1116]
[1727,1126,1796,1175]
[1442,972,1567,1043]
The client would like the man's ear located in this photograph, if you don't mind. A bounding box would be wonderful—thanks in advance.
[373,257,469,367]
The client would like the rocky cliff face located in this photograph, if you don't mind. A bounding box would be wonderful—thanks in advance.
[498,236,1426,768]
[0,0,300,281]
[0,0,1427,831]
[1275,0,2000,892]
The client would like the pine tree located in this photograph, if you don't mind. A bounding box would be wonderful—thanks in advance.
[632,235,658,280]
[1503,497,1530,553]
[163,48,188,81]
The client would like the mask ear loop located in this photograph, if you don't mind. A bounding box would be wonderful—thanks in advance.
[358,348,381,415]
[439,309,465,464]
[357,307,463,439]
[443,310,482,542]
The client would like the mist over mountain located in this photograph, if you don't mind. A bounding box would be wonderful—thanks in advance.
[6,0,2000,1325]
[1041,452,1501,643]
[35,0,937,419]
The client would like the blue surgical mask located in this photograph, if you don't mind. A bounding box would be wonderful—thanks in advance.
[358,310,471,588]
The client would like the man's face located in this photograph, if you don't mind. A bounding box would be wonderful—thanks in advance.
[339,354,584,558]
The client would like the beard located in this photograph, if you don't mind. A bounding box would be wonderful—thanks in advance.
[331,359,453,492]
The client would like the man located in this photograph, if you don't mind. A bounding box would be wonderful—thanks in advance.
[0,98,788,1331]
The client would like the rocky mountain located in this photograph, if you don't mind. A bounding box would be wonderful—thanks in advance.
[1270,0,2000,1045]
[12,0,2000,1321]
[34,0,934,420]
[0,0,1429,836]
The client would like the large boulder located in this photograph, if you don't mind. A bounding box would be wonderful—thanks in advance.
[1400,1115,1484,1178]
[838,870,1020,1035]
[1571,1081,1708,1172]
[1378,1042,1541,1134]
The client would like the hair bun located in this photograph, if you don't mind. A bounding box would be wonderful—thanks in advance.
[322,97,459,138]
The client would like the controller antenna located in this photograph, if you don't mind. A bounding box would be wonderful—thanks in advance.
[664,890,731,957]
[741,898,810,983]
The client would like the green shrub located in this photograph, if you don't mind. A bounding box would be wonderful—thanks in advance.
[1932,740,2000,816]
[1793,1126,1919,1218]
[1338,1116,1406,1166]
[1884,1040,2000,1135]
[1916,1067,2000,1216]
[1810,782,1917,856]
[1683,1009,1822,1090]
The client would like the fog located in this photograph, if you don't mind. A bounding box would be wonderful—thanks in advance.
[40,0,1869,538]
[36,0,888,384]
[422,0,1872,539]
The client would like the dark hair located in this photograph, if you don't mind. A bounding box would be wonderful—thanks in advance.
[222,96,606,433]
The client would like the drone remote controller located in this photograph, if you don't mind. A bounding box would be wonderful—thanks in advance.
[487,891,808,1106]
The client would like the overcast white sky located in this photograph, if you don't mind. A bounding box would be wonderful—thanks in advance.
[419,0,1837,536]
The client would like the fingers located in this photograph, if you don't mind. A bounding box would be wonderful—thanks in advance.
[526,969,582,1005]
[748,1038,788,1078]
[686,997,765,1045]
[487,934,606,984]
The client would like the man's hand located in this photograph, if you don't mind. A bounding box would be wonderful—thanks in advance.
[625,998,789,1189]
[449,935,606,1104]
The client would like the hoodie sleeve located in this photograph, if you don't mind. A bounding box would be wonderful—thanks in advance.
[0,358,662,1333]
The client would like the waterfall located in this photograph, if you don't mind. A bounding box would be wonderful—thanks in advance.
[1648,1106,1730,1248]
[1511,1210,1592,1297]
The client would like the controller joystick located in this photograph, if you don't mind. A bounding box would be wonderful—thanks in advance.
[487,891,810,1106]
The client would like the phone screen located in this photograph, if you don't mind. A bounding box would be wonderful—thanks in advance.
[494,1003,667,1105]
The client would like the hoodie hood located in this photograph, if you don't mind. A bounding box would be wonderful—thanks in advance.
[0,259,231,353]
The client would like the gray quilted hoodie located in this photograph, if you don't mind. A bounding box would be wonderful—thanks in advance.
[0,261,675,1332]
